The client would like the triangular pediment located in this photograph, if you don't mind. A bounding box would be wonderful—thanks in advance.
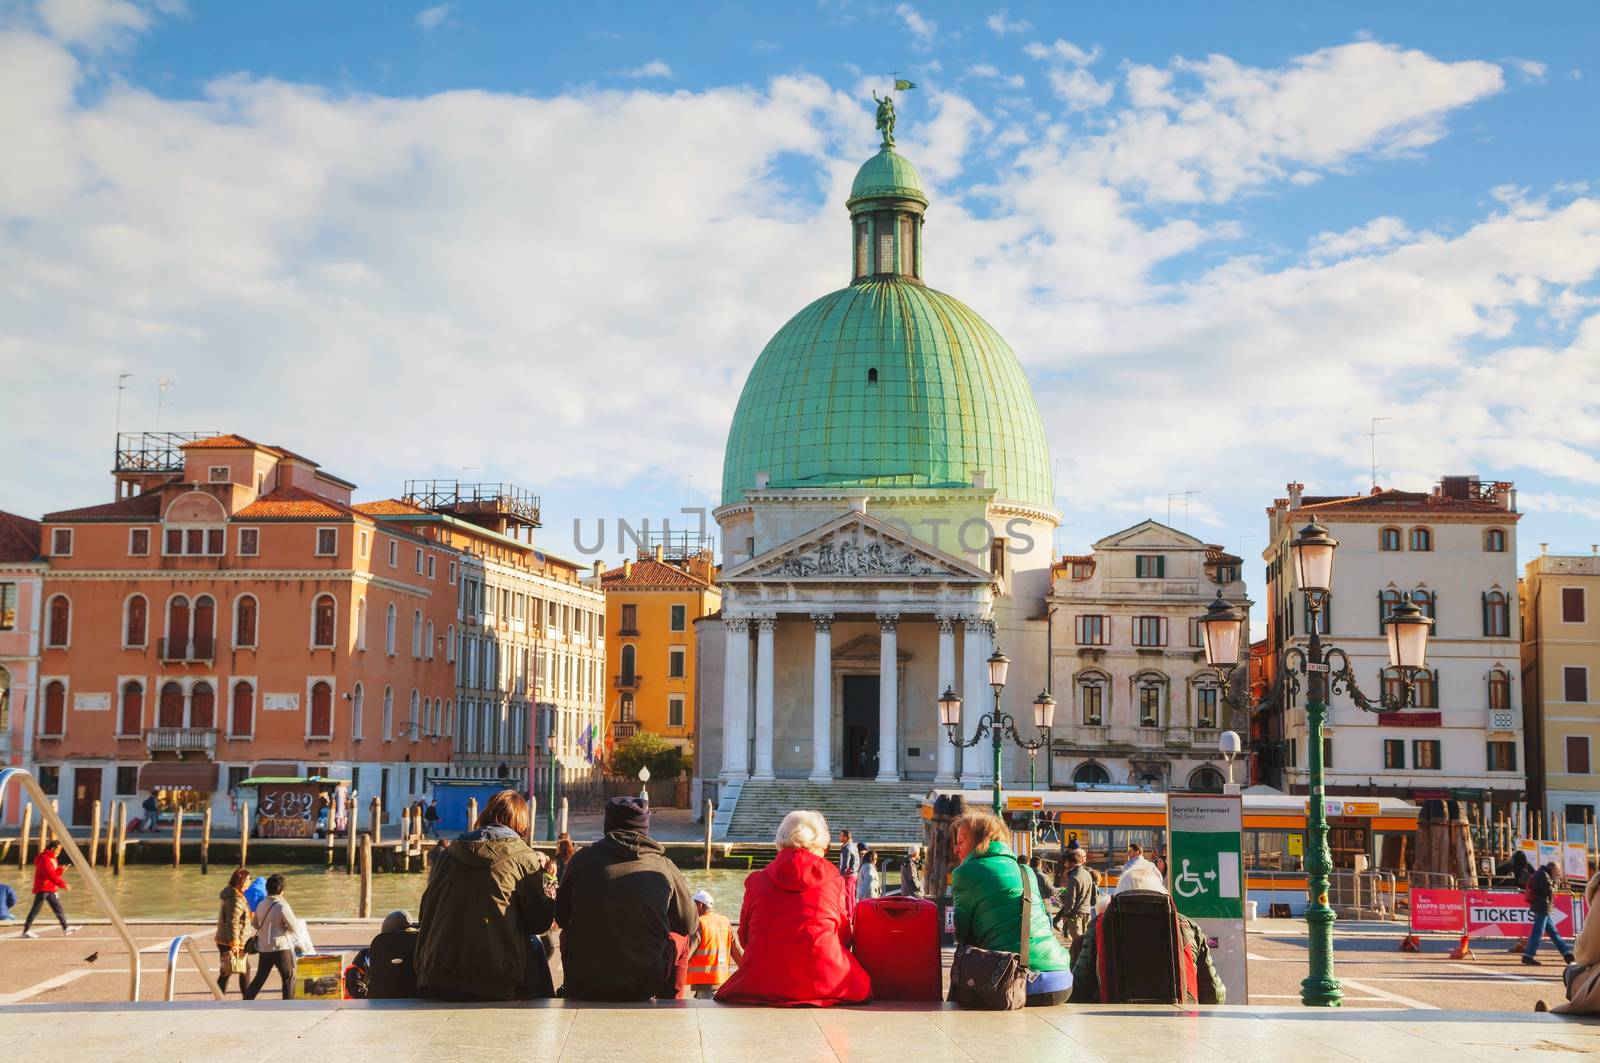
[722,510,995,583]
[1093,519,1207,551]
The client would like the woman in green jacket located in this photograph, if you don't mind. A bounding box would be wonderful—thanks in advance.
[950,811,1072,1005]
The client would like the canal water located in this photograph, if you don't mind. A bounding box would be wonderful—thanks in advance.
[18,864,904,922]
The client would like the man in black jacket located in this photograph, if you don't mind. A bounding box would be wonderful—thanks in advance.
[1523,861,1576,966]
[556,797,697,1000]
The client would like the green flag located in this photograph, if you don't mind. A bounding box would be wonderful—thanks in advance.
[894,79,916,91]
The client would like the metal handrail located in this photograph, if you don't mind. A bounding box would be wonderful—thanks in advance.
[0,767,143,1001]
[165,932,225,1001]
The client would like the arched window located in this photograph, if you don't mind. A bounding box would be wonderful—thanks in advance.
[1076,671,1107,726]
[1193,682,1220,730]
[1488,668,1511,710]
[409,689,420,742]
[1484,590,1510,637]
[309,681,332,738]
[125,594,148,648]
[412,610,423,658]
[46,595,70,648]
[442,699,452,736]
[867,367,879,385]
[190,681,215,729]
[1379,527,1402,552]
[355,598,367,650]
[620,643,636,683]
[231,681,254,737]
[1135,673,1166,728]
[312,595,336,649]
[425,620,435,660]
[446,624,455,662]
[1379,588,1404,628]
[119,680,143,737]
[382,685,394,740]
[385,604,397,656]
[231,595,257,649]
[352,682,364,739]
[1188,766,1225,793]
[620,692,636,722]
[1410,669,1439,709]
[159,681,184,728]
[1073,762,1110,786]
[1485,528,1506,553]
[166,595,191,656]
[1410,527,1433,552]
[193,595,216,658]
[1411,588,1436,620]
[42,680,65,736]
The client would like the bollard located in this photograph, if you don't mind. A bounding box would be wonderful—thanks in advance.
[466,798,478,832]
[705,800,714,870]
[201,807,213,875]
[347,796,359,875]
[89,799,103,868]
[239,801,250,867]
[18,804,32,869]
[400,807,412,872]
[559,797,569,838]
[39,801,53,852]
[100,801,115,867]
[115,802,128,874]
[326,811,336,866]
[371,797,383,848]
[173,806,183,868]
[359,836,373,918]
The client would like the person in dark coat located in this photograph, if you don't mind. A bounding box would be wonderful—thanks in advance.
[1523,861,1576,966]
[415,790,555,1000]
[556,797,697,1001]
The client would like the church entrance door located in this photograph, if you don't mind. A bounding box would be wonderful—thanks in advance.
[842,674,880,778]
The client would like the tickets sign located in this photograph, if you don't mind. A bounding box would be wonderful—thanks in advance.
[1408,888,1588,937]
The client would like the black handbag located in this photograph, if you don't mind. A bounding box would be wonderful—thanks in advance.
[948,879,1032,1010]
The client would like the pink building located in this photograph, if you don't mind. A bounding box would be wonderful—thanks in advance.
[1,511,44,824]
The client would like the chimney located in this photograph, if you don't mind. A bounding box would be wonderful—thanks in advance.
[1541,543,1548,555]
[592,560,603,579]
[1286,482,1304,509]
[654,544,665,563]
[623,559,633,578]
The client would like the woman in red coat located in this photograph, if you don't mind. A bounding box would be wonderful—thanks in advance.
[715,810,871,1007]
[22,841,79,938]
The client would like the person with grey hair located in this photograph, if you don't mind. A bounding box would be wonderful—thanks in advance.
[1068,860,1224,1003]
[714,810,871,1005]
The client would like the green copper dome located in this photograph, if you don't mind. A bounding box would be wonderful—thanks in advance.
[848,148,928,207]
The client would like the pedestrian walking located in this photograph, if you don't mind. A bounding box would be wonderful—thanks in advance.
[20,841,79,938]
[857,849,883,903]
[1523,860,1576,966]
[215,867,253,996]
[0,879,17,920]
[423,800,440,840]
[141,793,159,833]
[1054,847,1097,962]
[685,890,743,998]
[899,845,923,898]
[836,830,861,923]
[242,874,300,999]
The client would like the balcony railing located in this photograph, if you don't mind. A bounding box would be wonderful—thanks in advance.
[146,728,217,755]
[612,720,640,741]
[158,637,215,663]
[613,675,641,690]
[618,627,641,638]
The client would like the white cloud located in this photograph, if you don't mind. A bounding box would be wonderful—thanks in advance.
[965,63,1024,89]
[414,4,452,31]
[1048,67,1111,110]
[1508,57,1547,82]
[986,10,1030,35]
[35,0,158,52]
[1023,38,1100,66]
[1307,216,1414,261]
[618,58,672,79]
[895,3,936,48]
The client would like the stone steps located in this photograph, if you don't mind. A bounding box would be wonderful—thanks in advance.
[720,778,931,843]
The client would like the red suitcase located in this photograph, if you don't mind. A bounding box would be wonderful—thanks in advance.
[852,897,942,1001]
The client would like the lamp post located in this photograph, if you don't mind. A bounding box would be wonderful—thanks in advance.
[544,731,557,842]
[939,648,1055,817]
[1195,520,1434,1008]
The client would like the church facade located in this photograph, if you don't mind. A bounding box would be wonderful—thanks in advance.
[694,128,1062,814]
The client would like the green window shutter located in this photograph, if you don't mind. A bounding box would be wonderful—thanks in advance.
[1481,591,1488,637]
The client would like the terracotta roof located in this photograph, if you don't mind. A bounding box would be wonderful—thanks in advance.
[234,486,359,521]
[600,558,714,590]
[1057,554,1094,564]
[1296,488,1510,515]
[43,494,163,522]
[182,434,264,451]
[0,510,41,563]
[354,499,430,517]
[1205,547,1243,564]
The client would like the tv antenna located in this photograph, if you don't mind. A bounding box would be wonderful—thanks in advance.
[1167,490,1200,530]
[155,377,175,430]
[1367,416,1391,490]
[114,372,133,435]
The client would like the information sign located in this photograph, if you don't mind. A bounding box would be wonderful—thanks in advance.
[1167,794,1247,1002]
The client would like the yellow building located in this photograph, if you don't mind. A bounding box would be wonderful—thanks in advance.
[1521,551,1600,838]
[597,545,719,757]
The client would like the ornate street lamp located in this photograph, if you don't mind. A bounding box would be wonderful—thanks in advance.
[940,646,1053,817]
[1194,520,1434,1008]
[544,729,558,842]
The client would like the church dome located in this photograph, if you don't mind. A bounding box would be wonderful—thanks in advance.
[720,145,1053,509]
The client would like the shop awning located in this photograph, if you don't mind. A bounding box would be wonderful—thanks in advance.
[139,761,219,791]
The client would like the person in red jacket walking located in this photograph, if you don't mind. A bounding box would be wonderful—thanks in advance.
[21,841,80,939]
[715,810,871,1007]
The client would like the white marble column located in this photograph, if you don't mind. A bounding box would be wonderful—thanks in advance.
[721,617,750,780]
[961,615,993,784]
[752,615,776,780]
[810,614,833,782]
[877,613,900,781]
[935,614,959,786]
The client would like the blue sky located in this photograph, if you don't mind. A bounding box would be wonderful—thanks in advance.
[3,0,1600,621]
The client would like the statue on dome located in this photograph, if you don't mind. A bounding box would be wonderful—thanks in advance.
[872,90,897,149]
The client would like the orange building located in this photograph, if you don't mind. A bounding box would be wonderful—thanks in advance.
[31,432,459,826]
[1,511,45,825]
[596,543,719,757]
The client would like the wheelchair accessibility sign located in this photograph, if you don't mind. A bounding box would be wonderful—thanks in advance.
[1166,795,1245,921]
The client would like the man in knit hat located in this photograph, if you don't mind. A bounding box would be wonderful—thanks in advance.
[555,796,697,1001]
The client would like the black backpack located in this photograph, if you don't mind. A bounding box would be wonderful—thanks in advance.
[367,930,419,999]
